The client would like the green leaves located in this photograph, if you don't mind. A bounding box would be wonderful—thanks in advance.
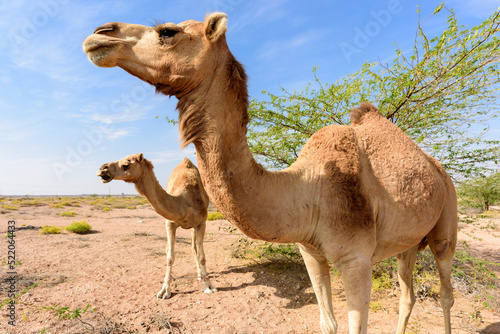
[248,6,500,179]
[434,3,444,15]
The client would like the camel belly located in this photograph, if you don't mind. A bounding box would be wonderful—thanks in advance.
[369,193,444,263]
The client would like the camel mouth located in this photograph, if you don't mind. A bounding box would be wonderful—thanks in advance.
[83,36,122,67]
[83,34,121,53]
[97,170,113,183]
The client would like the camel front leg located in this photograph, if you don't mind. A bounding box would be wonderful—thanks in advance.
[396,245,418,334]
[157,220,177,299]
[337,256,372,334]
[299,245,337,334]
[192,222,217,294]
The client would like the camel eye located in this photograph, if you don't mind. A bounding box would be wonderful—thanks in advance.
[122,164,130,171]
[159,28,177,38]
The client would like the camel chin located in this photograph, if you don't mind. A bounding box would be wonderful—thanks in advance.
[85,50,117,68]
[83,37,119,68]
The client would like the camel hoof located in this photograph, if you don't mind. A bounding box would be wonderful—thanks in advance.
[156,289,172,299]
[204,287,217,294]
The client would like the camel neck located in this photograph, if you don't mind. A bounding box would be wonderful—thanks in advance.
[181,89,301,242]
[174,53,312,242]
[134,167,185,222]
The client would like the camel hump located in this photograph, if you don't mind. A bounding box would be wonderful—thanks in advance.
[350,102,381,125]
[181,157,195,168]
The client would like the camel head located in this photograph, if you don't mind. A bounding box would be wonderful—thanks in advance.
[82,12,229,96]
[97,153,150,183]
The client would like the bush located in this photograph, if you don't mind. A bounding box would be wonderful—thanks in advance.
[40,226,62,235]
[60,201,80,207]
[231,238,302,263]
[207,211,225,220]
[1,205,19,211]
[66,221,92,234]
[20,200,44,207]
[60,211,77,217]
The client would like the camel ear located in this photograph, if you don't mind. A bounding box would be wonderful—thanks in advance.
[137,153,144,162]
[204,12,227,42]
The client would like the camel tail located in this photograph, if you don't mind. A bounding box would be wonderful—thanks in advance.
[350,102,380,125]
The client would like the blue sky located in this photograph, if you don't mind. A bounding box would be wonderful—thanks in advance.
[1,0,499,196]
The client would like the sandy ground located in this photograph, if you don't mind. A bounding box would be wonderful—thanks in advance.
[0,201,499,334]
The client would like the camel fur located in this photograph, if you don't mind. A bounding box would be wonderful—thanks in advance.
[97,153,217,298]
[84,14,457,334]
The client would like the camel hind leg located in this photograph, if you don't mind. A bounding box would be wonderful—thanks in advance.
[426,187,457,334]
[395,245,418,334]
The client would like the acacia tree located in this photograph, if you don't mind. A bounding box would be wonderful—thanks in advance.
[248,5,500,178]
[457,172,500,211]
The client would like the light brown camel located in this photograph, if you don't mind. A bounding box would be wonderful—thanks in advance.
[97,153,217,299]
[84,13,457,334]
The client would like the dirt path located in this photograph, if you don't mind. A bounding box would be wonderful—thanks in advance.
[1,201,499,333]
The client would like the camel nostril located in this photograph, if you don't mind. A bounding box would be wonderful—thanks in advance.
[94,23,116,35]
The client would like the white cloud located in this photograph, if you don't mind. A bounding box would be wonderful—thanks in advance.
[86,106,153,125]
[148,147,197,165]
[227,0,290,34]
[0,132,30,142]
[258,29,328,62]
[101,127,135,140]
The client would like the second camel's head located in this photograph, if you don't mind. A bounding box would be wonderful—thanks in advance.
[97,153,152,184]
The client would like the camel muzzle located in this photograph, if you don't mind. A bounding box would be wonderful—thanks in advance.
[97,168,113,183]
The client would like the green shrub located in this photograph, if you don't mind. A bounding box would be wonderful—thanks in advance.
[126,206,137,210]
[231,238,302,263]
[40,226,62,235]
[20,200,44,207]
[60,211,77,217]
[60,201,80,207]
[102,206,112,212]
[207,211,225,220]
[66,221,92,234]
[1,205,19,211]
[50,203,63,208]
[371,257,398,292]
[88,200,101,206]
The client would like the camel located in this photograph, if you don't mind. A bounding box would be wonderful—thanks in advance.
[97,153,217,299]
[84,13,457,334]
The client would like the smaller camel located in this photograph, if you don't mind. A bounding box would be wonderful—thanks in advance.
[97,153,217,298]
